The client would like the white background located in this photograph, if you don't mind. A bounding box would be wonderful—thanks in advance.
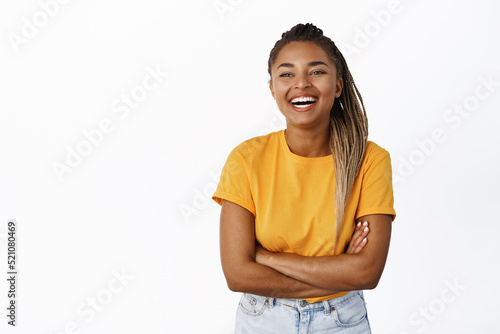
[1,0,499,333]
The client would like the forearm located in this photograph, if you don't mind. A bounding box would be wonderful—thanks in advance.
[257,215,392,291]
[225,259,342,299]
[264,252,375,291]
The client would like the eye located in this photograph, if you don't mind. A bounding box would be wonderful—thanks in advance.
[312,70,326,75]
[279,73,292,77]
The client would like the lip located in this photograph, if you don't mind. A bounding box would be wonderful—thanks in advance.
[288,94,318,112]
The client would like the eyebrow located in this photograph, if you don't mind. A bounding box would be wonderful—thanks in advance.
[277,61,329,70]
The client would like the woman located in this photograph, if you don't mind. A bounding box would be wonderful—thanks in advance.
[212,23,396,333]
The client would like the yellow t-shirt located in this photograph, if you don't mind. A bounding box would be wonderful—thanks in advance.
[212,129,396,303]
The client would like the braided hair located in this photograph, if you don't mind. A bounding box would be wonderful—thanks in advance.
[268,23,369,249]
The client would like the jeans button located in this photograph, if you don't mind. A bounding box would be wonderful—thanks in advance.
[299,300,308,307]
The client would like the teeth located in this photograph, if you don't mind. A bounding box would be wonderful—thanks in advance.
[294,103,314,108]
[291,96,317,103]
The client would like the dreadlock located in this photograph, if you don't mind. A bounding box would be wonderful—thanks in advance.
[267,23,369,249]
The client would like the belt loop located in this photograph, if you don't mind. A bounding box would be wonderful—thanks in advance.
[322,300,331,315]
[266,297,275,308]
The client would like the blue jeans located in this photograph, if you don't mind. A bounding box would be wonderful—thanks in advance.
[235,290,372,333]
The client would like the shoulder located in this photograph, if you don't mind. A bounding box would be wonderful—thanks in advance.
[365,140,390,158]
[361,141,392,172]
[228,130,281,159]
[221,131,281,177]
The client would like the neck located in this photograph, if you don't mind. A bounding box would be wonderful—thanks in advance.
[284,125,331,157]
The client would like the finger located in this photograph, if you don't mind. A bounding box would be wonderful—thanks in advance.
[348,222,364,250]
[353,223,370,253]
[351,222,369,246]
[355,222,370,247]
[347,222,370,254]
[346,222,363,253]
[353,237,368,253]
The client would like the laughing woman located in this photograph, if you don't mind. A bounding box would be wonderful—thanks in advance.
[212,23,396,333]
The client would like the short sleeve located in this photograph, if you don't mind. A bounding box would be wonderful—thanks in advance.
[355,149,396,222]
[212,142,256,216]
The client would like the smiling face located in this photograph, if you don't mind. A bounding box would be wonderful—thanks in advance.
[269,41,343,131]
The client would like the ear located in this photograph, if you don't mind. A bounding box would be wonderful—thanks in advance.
[269,80,275,100]
[335,77,343,98]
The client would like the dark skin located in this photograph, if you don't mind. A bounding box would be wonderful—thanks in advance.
[219,41,392,297]
[254,214,391,291]
[220,200,383,298]
[269,41,343,157]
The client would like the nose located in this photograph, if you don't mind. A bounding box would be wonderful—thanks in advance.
[294,73,311,89]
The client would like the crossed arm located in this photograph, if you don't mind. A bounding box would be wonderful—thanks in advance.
[219,199,392,298]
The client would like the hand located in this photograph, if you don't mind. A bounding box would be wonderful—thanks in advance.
[345,221,370,254]
[255,242,272,265]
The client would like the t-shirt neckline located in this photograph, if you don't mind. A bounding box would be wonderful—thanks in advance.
[279,129,333,163]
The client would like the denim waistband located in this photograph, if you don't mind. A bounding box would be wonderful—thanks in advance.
[253,290,361,315]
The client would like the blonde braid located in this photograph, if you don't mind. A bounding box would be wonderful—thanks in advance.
[268,23,369,250]
[329,59,368,247]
